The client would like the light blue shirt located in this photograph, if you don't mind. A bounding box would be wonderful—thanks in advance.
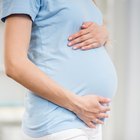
[0,0,118,138]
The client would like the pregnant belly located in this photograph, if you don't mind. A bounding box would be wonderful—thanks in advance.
[24,46,118,131]
[38,46,118,99]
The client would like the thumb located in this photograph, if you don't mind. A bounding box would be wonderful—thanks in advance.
[81,22,93,29]
[98,96,111,104]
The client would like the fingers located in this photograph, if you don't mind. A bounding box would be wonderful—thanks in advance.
[80,43,101,50]
[98,96,111,104]
[81,22,93,29]
[99,105,110,112]
[97,96,111,112]
[85,113,106,127]
[93,119,104,125]
[91,103,110,114]
[96,113,109,119]
[70,38,97,50]
[82,116,97,128]
[90,101,110,114]
[86,121,97,128]
[94,106,110,114]
[68,28,90,41]
[67,33,93,47]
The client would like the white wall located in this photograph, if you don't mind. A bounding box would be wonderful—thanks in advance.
[124,0,140,139]
[99,0,140,140]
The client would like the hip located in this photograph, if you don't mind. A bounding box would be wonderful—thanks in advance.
[21,124,102,140]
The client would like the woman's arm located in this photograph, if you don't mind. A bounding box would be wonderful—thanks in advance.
[4,14,77,111]
[4,14,110,128]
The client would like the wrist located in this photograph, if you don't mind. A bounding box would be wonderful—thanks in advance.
[65,93,81,113]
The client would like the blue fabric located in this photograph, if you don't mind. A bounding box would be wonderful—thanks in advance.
[0,0,118,138]
[0,0,40,22]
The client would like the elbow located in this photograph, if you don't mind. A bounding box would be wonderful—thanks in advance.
[5,70,11,77]
[5,65,16,78]
[4,56,28,78]
[5,69,14,78]
[4,60,20,78]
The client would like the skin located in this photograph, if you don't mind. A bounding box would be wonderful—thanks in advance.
[68,22,109,50]
[4,14,111,128]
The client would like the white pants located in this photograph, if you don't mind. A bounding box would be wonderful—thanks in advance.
[21,124,102,140]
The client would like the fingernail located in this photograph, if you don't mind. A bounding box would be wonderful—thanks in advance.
[68,42,72,46]
[68,37,72,40]
[81,47,86,50]
[82,24,86,27]
[72,47,77,49]
[107,98,111,102]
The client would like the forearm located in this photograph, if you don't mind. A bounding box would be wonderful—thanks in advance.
[4,15,79,113]
[6,58,78,112]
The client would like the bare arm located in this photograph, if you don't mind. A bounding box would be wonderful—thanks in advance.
[4,14,110,128]
[4,14,78,111]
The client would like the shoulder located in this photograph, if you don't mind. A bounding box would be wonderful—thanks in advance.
[0,0,41,22]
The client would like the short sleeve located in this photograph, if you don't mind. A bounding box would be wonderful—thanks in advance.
[0,0,40,23]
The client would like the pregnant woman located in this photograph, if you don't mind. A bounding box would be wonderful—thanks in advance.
[0,0,118,140]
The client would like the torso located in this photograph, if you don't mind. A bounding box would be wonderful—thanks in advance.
[23,0,118,138]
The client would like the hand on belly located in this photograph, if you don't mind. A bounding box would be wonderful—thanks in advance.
[72,94,111,128]
[67,21,109,50]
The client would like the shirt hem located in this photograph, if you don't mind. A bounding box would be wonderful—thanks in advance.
[21,123,88,138]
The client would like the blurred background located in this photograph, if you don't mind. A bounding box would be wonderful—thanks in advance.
[0,0,139,140]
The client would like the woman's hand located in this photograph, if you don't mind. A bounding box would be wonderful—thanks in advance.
[67,22,109,50]
[73,95,111,128]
